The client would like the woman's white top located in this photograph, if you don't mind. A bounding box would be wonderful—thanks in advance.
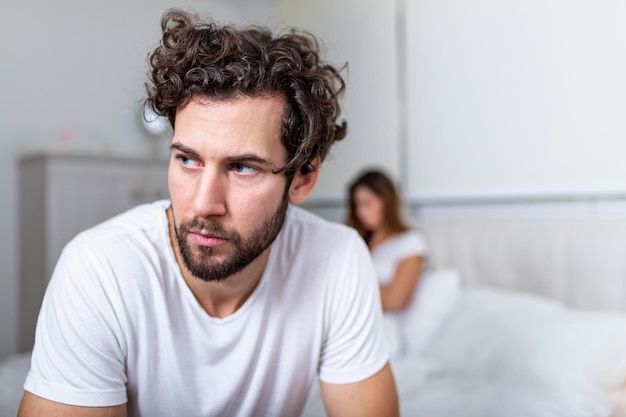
[371,230,428,286]
[370,229,428,358]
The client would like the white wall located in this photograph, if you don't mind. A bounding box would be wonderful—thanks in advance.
[0,0,273,360]
[406,0,626,198]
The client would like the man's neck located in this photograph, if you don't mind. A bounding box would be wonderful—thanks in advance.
[166,207,269,318]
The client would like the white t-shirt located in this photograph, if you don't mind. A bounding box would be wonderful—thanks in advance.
[370,230,428,357]
[24,201,387,417]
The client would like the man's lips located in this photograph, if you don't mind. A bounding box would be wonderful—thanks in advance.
[189,232,227,248]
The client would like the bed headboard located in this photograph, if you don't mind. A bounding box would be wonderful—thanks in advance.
[418,219,626,311]
[303,190,626,312]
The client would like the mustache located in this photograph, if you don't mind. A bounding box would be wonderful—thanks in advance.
[177,217,239,241]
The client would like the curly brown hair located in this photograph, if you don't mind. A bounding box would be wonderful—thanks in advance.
[145,8,347,176]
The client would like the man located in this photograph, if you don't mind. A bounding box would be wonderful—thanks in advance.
[18,8,398,417]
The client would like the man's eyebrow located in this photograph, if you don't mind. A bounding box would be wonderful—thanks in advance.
[170,142,199,157]
[227,154,274,166]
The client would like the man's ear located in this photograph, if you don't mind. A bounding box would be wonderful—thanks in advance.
[288,157,320,205]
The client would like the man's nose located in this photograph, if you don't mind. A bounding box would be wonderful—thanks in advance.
[191,169,227,218]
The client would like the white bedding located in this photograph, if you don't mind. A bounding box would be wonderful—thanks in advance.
[302,276,626,417]
[394,289,626,417]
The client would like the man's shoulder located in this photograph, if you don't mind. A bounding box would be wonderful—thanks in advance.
[279,205,367,261]
[70,200,170,251]
[284,205,358,240]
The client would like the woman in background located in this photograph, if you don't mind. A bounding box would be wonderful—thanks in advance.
[347,170,427,312]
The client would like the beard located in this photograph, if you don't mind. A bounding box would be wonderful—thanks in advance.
[174,194,289,283]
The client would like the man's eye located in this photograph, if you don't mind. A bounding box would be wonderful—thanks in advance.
[232,163,257,175]
[178,155,199,167]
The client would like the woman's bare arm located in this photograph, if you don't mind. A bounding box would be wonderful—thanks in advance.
[379,255,424,311]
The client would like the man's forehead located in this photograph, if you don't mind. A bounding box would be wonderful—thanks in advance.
[171,96,288,165]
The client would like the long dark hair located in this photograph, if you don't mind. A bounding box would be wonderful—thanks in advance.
[346,170,408,244]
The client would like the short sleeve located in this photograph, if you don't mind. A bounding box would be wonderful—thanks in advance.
[24,241,128,407]
[397,230,428,260]
[318,232,389,384]
[371,230,428,286]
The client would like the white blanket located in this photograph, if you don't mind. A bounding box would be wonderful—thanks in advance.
[302,279,626,417]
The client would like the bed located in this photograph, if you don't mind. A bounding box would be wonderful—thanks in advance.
[302,269,626,417]
[298,198,626,417]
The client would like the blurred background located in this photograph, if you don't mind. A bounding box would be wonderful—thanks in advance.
[2,0,626,360]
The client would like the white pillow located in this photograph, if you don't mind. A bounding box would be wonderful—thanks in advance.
[401,268,462,355]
